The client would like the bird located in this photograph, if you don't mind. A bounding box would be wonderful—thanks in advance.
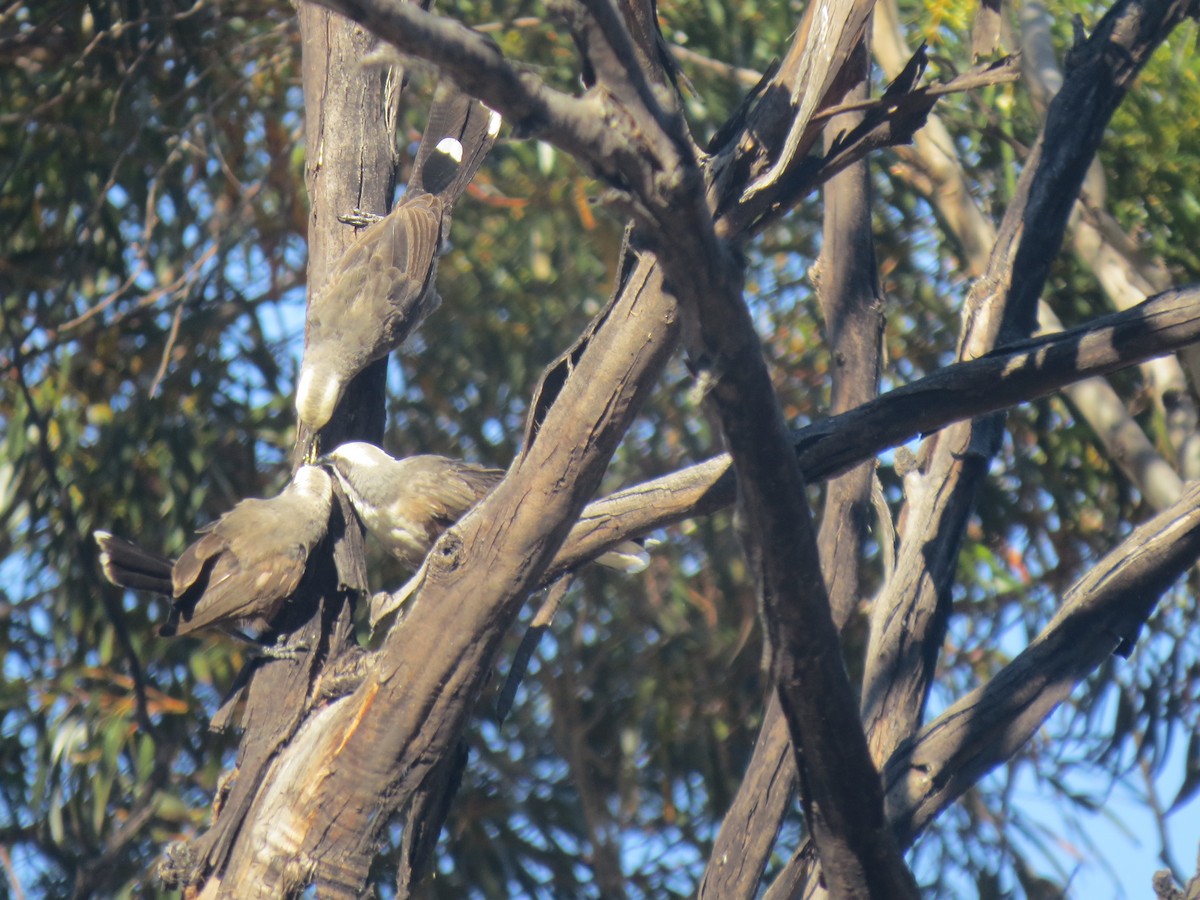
[295,86,502,436]
[95,465,334,637]
[321,442,650,573]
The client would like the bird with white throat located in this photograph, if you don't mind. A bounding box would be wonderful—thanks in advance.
[295,87,502,442]
[321,442,649,623]
[95,464,334,639]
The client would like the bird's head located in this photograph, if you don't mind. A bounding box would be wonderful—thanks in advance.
[290,464,334,501]
[294,363,346,435]
[318,442,396,505]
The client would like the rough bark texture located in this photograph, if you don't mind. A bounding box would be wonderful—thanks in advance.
[697,695,795,899]
[190,3,398,893]
[699,28,886,899]
[231,250,680,897]
[814,34,886,635]
[877,0,1193,515]
[292,2,401,466]
[884,482,1200,846]
[287,0,947,892]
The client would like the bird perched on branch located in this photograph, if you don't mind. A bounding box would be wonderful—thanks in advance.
[295,87,502,437]
[321,442,650,573]
[95,465,334,637]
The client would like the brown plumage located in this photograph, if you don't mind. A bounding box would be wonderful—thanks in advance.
[322,442,649,574]
[95,531,173,595]
[322,443,501,569]
[295,88,501,433]
[95,465,333,636]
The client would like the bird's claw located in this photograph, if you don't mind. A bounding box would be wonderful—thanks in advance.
[258,636,310,661]
[338,208,384,228]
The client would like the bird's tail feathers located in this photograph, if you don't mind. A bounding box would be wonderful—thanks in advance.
[94,530,175,594]
[410,84,501,206]
[596,539,651,574]
[369,565,426,633]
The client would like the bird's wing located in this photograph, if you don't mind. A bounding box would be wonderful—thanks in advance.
[379,193,443,301]
[164,477,332,635]
[332,193,440,290]
[170,498,290,615]
[309,195,444,368]
[170,543,308,636]
[401,460,503,531]
[172,530,223,598]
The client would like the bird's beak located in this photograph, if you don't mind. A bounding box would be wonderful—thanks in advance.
[298,430,321,466]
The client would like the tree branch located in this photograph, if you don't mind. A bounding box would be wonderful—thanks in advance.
[759,449,1200,892]
[195,0,1200,892]
[1019,0,1198,486]
[189,3,397,887]
[876,0,1187,515]
[859,0,1196,782]
[700,28,886,897]
[312,0,684,220]
[317,0,579,138]
[287,1,924,892]
[884,481,1200,846]
[554,284,1200,571]
[813,31,885,633]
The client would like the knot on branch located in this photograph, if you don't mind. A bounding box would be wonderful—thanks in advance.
[430,530,467,571]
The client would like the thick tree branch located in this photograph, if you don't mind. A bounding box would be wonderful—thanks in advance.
[751,55,1020,240]
[683,227,918,899]
[1019,0,1199,486]
[813,32,885,634]
[312,0,685,223]
[189,4,398,888]
[699,29,886,898]
[196,0,1200,892]
[309,1,923,892]
[737,0,875,204]
[316,0,986,250]
[566,0,677,137]
[622,13,916,896]
[316,0,580,140]
[554,285,1200,570]
[759,436,1200,895]
[679,241,918,898]
[696,695,795,899]
[541,3,921,893]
